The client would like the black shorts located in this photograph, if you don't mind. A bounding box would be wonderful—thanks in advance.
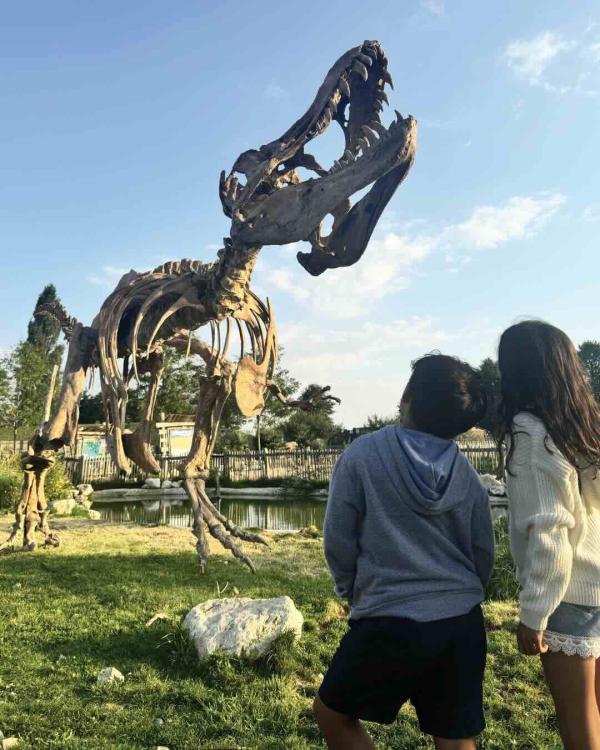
[318,604,486,739]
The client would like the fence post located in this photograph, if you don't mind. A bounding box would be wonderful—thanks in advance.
[263,448,271,481]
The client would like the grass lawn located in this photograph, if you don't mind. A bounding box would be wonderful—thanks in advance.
[0,516,560,750]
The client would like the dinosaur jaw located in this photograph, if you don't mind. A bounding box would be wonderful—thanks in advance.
[222,40,416,272]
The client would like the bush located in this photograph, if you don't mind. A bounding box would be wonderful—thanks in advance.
[0,454,22,511]
[0,453,73,512]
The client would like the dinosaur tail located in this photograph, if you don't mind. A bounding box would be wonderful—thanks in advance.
[35,300,79,342]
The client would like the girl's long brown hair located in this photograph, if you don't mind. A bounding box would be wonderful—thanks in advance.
[498,320,600,473]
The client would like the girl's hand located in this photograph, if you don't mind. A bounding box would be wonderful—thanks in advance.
[517,622,549,655]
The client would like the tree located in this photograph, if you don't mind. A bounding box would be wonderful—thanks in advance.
[361,414,398,432]
[27,284,64,367]
[0,342,55,447]
[282,384,342,447]
[578,341,600,403]
[476,358,502,435]
[78,392,104,424]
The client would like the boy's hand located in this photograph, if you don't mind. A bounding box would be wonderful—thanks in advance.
[517,622,548,655]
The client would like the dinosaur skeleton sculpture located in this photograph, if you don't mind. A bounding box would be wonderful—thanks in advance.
[2,40,417,571]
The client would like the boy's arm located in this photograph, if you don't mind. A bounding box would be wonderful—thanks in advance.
[323,452,364,603]
[472,485,495,588]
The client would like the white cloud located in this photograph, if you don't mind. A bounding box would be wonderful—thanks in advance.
[264,83,286,100]
[278,316,496,425]
[582,203,600,222]
[589,42,600,62]
[504,30,600,95]
[505,31,572,86]
[263,192,565,317]
[88,265,129,289]
[266,231,435,320]
[421,0,445,16]
[442,193,566,250]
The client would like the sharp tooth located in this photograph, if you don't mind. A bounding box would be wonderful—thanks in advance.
[395,109,403,122]
[339,77,351,98]
[344,149,355,162]
[377,91,389,106]
[383,70,394,89]
[371,121,387,137]
[357,52,373,67]
[374,100,384,114]
[361,125,378,145]
[357,137,369,152]
[352,60,369,81]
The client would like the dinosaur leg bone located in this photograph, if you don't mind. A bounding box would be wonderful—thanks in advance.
[121,352,164,474]
[2,323,90,552]
[181,360,266,573]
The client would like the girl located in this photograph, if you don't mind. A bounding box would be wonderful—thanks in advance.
[499,320,600,750]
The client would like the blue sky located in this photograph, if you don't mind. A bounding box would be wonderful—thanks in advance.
[2,0,600,425]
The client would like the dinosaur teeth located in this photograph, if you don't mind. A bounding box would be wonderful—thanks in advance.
[360,125,378,145]
[352,60,369,81]
[357,52,373,67]
[377,90,389,106]
[371,121,387,138]
[338,77,351,98]
[383,70,394,89]
[357,137,369,153]
[395,109,403,123]
[344,149,355,162]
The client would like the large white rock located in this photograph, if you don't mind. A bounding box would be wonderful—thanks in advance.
[96,667,125,685]
[143,478,161,489]
[183,596,303,659]
[48,498,77,515]
[77,483,94,497]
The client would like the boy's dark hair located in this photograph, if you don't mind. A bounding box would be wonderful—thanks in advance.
[405,353,486,439]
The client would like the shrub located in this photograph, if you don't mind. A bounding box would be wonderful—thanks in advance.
[0,453,73,512]
[0,454,22,511]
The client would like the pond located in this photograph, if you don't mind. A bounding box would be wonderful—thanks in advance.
[91,494,326,532]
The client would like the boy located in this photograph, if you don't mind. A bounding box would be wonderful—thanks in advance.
[314,354,494,750]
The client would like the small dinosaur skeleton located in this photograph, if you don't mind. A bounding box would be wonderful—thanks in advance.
[2,40,417,571]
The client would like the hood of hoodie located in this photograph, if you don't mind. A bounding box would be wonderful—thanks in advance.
[372,426,476,515]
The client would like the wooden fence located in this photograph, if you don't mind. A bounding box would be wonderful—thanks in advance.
[62,441,498,485]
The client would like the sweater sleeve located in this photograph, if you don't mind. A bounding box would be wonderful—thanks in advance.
[323,451,364,603]
[471,486,495,588]
[507,431,576,631]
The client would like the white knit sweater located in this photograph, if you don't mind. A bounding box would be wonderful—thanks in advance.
[506,412,600,631]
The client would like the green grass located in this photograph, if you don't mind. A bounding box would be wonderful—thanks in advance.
[0,517,560,749]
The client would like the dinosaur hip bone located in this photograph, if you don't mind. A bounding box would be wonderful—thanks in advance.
[4,39,415,571]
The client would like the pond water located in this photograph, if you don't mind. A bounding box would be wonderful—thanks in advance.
[91,495,326,532]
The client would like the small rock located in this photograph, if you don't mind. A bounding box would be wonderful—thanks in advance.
[183,595,304,659]
[96,667,125,685]
[87,509,101,520]
[48,497,77,515]
[143,478,161,489]
[232,586,240,596]
[56,654,67,663]
[13,583,21,590]
[77,483,94,497]
[161,479,175,489]
[154,718,164,728]
[154,746,170,750]
[77,498,93,510]
[145,613,168,628]
[480,474,506,497]
[3,739,20,749]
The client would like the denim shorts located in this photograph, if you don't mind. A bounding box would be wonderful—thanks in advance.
[544,602,600,658]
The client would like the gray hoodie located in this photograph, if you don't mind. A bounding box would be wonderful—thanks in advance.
[323,425,495,622]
